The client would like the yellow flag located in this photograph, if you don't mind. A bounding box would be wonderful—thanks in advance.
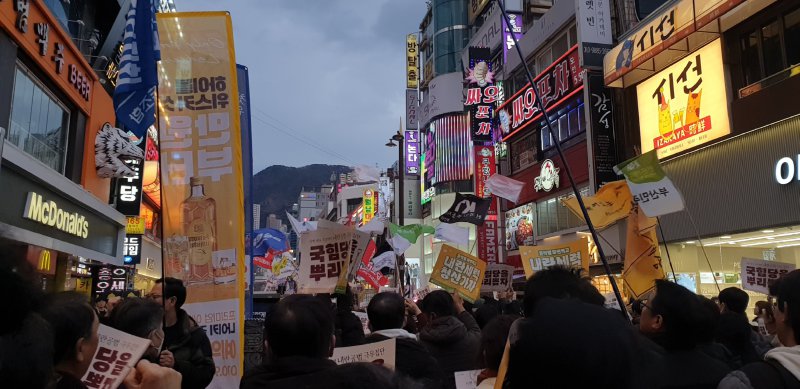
[622,205,665,298]
[561,180,633,230]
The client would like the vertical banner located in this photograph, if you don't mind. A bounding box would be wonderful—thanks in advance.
[575,0,613,68]
[157,13,244,387]
[363,189,376,224]
[236,64,254,318]
[465,47,497,143]
[406,34,419,89]
[586,73,618,190]
[502,12,523,63]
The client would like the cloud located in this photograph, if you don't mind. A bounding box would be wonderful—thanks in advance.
[180,1,427,171]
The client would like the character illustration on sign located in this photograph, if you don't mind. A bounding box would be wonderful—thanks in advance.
[616,39,634,71]
[95,123,145,178]
[534,159,560,192]
[498,109,511,134]
[466,61,494,87]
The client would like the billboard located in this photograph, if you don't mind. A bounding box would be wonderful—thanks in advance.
[465,47,497,143]
[636,39,730,159]
[156,13,244,388]
[405,130,420,176]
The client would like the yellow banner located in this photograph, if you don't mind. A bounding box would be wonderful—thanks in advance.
[363,189,375,224]
[125,216,146,235]
[622,205,665,298]
[406,34,418,89]
[430,245,487,303]
[561,180,633,230]
[157,12,244,386]
[520,238,590,278]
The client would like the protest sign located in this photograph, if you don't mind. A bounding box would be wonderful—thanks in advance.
[331,338,396,370]
[481,263,515,293]
[430,245,487,303]
[337,229,372,294]
[298,228,352,294]
[353,311,370,334]
[81,324,150,389]
[740,258,794,294]
[455,369,482,389]
[519,238,590,278]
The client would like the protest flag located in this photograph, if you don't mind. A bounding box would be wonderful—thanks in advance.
[429,245,487,303]
[114,0,160,139]
[614,150,685,218]
[485,174,525,203]
[622,205,665,299]
[439,193,492,225]
[435,223,470,246]
[358,217,386,233]
[388,223,434,255]
[287,212,316,234]
[561,180,633,230]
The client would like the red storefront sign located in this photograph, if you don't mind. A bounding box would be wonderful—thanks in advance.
[477,217,500,264]
[508,140,590,207]
[473,145,496,203]
[497,45,584,141]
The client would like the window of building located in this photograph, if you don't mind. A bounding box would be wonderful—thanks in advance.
[730,5,800,89]
[510,131,537,173]
[536,48,552,74]
[8,64,70,173]
[539,103,585,151]
[536,187,589,236]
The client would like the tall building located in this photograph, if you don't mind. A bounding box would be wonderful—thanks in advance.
[253,203,261,230]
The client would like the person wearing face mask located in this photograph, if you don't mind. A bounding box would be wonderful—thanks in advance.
[107,298,167,363]
[39,292,101,389]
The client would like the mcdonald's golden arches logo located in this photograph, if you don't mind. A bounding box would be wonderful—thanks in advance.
[38,249,52,272]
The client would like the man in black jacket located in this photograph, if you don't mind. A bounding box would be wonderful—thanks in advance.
[150,278,215,389]
[240,294,338,389]
[364,292,443,389]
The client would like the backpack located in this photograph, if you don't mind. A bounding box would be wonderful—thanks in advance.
[741,359,800,389]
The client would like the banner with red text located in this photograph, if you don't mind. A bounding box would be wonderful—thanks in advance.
[157,13,244,387]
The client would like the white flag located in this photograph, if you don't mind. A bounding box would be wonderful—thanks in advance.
[435,223,470,246]
[371,250,397,270]
[353,165,381,182]
[287,212,316,234]
[485,174,525,203]
[614,150,685,217]
[389,235,412,255]
[358,217,386,233]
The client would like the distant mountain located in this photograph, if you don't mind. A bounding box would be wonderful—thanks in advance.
[252,164,351,223]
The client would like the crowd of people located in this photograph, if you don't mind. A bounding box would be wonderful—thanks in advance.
[242,266,800,389]
[2,242,800,389]
[0,250,213,389]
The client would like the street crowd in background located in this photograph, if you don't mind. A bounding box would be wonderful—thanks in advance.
[2,242,800,389]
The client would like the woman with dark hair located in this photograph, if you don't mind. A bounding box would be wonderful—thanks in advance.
[108,297,165,363]
[39,292,100,389]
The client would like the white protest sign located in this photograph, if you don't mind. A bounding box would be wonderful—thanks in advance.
[740,257,795,295]
[454,369,482,389]
[298,228,352,294]
[353,311,370,334]
[330,338,396,370]
[81,324,151,389]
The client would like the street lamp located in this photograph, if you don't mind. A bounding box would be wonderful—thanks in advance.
[385,131,404,227]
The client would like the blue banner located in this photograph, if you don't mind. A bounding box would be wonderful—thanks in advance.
[252,229,290,256]
[114,0,161,138]
[238,64,255,317]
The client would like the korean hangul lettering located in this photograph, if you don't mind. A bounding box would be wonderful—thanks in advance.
[83,371,106,388]
[767,268,780,280]
[309,245,325,262]
[455,259,466,273]
[198,147,233,182]
[14,0,29,33]
[326,261,342,278]
[197,113,231,147]
[119,185,138,202]
[756,267,767,279]
[482,272,491,285]
[471,267,481,278]
[325,243,344,262]
[649,190,660,200]
[160,116,193,149]
[35,23,49,56]
[541,258,557,269]
[443,257,455,269]
[655,9,675,40]
[569,252,582,268]
[463,277,477,291]
[659,187,669,196]
[309,264,325,281]
[529,258,542,271]
[677,55,702,94]
[640,192,650,203]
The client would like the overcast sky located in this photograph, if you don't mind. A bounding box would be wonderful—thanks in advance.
[182,1,427,172]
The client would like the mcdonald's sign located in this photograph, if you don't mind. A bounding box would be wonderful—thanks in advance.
[26,246,57,276]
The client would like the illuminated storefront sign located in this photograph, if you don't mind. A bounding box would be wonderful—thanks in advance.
[533,159,560,192]
[405,130,420,175]
[474,145,496,200]
[123,235,142,264]
[775,155,800,185]
[23,192,89,238]
[126,216,146,235]
[465,47,497,143]
[406,34,419,89]
[432,115,472,184]
[636,39,730,159]
[363,189,376,224]
[498,46,584,140]
[505,203,534,251]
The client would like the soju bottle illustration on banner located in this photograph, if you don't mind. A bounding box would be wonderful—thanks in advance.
[182,177,216,285]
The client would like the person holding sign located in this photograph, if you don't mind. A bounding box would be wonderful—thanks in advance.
[418,290,481,389]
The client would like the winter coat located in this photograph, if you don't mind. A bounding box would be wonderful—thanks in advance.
[418,311,481,389]
[364,329,443,389]
[164,309,215,389]
[716,313,761,366]
[656,347,732,389]
[718,346,800,389]
[239,356,337,389]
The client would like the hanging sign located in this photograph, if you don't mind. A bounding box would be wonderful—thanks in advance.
[465,47,497,143]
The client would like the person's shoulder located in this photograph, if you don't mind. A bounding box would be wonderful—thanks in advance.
[718,370,755,389]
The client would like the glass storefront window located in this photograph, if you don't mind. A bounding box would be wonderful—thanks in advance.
[761,19,785,77]
[539,104,585,151]
[9,64,70,173]
[536,187,589,236]
[785,8,800,66]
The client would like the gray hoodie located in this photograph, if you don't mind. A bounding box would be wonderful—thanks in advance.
[718,346,800,389]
